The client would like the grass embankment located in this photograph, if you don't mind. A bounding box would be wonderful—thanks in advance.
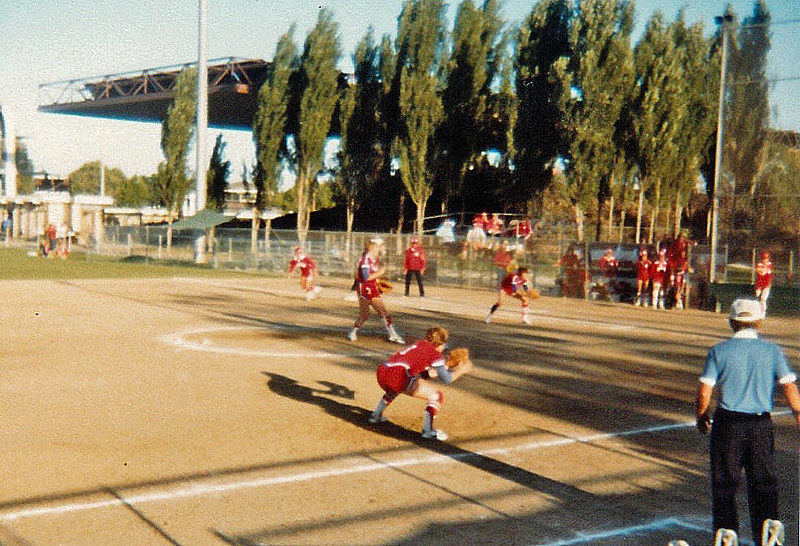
[0,248,271,281]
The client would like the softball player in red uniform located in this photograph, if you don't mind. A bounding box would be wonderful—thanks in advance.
[347,240,404,343]
[634,249,652,307]
[650,249,668,309]
[288,246,322,300]
[754,251,774,314]
[368,326,471,440]
[485,266,535,325]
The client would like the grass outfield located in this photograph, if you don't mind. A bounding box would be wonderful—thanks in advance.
[0,247,277,280]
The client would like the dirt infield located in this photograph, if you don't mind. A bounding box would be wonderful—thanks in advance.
[0,276,797,545]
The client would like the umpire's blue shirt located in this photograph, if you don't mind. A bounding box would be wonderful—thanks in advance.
[700,328,797,414]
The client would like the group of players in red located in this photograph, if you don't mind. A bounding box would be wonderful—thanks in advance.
[632,233,694,309]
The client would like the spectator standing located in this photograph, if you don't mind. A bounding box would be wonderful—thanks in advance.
[435,218,456,244]
[403,236,427,297]
[465,220,487,254]
[46,223,57,256]
[487,213,504,237]
[754,251,774,314]
[696,298,800,544]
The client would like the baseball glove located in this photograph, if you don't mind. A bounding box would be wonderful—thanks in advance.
[446,347,472,372]
[528,287,541,299]
[377,278,393,293]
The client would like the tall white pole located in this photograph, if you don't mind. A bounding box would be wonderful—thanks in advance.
[2,107,17,197]
[195,0,208,214]
[193,0,209,263]
[709,15,732,285]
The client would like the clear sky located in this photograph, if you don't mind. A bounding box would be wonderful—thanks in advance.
[1,0,797,181]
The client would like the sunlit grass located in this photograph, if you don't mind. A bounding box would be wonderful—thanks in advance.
[0,247,268,280]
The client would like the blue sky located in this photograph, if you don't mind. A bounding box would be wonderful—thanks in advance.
[1,0,797,181]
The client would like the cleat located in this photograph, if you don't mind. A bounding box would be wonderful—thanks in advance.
[762,519,784,546]
[388,333,405,344]
[485,314,493,324]
[368,414,387,424]
[523,315,533,325]
[714,529,738,546]
[421,429,448,441]
[347,329,357,342]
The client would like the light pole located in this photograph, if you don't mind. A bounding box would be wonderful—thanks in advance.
[709,13,733,286]
[193,0,209,263]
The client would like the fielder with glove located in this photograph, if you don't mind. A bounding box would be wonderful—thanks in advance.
[368,326,472,441]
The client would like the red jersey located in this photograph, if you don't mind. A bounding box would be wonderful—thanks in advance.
[516,220,532,239]
[377,340,445,394]
[755,259,773,290]
[599,253,618,276]
[404,244,426,271]
[289,256,316,278]
[650,257,667,284]
[500,272,529,296]
[636,258,652,282]
[356,253,381,300]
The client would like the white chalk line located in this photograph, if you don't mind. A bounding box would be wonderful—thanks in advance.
[1,411,791,530]
[531,516,713,546]
[0,419,702,523]
[158,325,382,359]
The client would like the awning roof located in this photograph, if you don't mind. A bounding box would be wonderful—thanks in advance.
[171,209,230,230]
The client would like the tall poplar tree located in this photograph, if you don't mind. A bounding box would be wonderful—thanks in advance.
[436,0,504,213]
[557,0,634,241]
[513,0,571,212]
[631,12,684,242]
[154,67,197,248]
[207,133,230,212]
[336,28,383,237]
[253,26,297,252]
[294,9,341,243]
[394,0,447,236]
[726,1,770,196]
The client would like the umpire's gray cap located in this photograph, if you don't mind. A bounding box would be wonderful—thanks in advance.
[729,298,765,322]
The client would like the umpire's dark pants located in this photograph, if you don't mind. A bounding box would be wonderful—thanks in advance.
[710,408,778,544]
[405,270,424,297]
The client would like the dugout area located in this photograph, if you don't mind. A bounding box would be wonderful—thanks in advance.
[0,276,797,545]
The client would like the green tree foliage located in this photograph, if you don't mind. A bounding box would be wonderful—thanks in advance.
[207,133,230,212]
[436,0,505,212]
[68,160,127,199]
[154,67,197,221]
[394,0,447,236]
[334,28,384,235]
[631,11,685,242]
[115,174,151,207]
[557,0,634,241]
[294,9,341,243]
[14,138,35,193]
[253,25,297,242]
[663,13,719,236]
[726,1,770,196]
[513,0,571,211]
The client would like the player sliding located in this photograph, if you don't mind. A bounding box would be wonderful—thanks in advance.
[368,326,473,441]
[485,266,538,325]
[288,246,322,301]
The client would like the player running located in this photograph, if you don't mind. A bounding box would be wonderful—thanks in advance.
[754,251,774,314]
[485,266,537,325]
[288,246,322,301]
[347,240,404,344]
[368,326,472,441]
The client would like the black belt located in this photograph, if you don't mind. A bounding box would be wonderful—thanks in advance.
[715,407,771,420]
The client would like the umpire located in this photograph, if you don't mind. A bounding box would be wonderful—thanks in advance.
[695,298,800,544]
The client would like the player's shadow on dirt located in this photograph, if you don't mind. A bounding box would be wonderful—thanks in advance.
[263,372,621,511]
